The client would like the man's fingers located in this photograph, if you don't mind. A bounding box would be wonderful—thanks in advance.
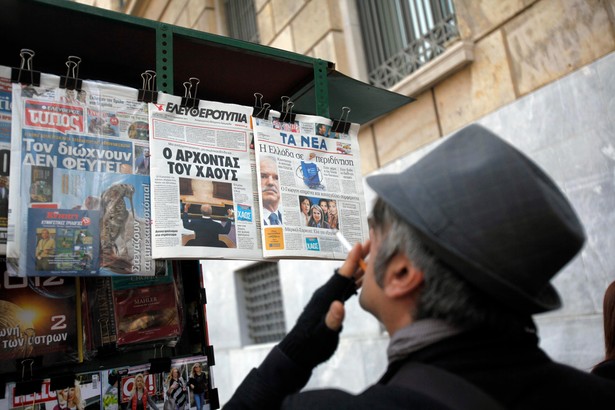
[337,241,369,278]
[325,301,345,331]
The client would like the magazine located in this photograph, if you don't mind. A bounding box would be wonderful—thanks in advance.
[7,76,160,276]
[253,112,369,259]
[0,66,11,255]
[149,93,262,260]
[0,265,80,375]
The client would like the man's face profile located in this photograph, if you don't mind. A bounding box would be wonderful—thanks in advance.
[260,158,280,212]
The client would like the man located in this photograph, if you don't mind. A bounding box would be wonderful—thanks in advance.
[225,125,615,409]
[35,228,55,270]
[260,156,283,225]
[135,148,150,175]
[182,203,232,247]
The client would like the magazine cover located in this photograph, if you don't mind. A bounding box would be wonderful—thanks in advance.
[112,274,182,347]
[0,265,80,374]
[252,111,369,259]
[48,372,101,410]
[5,378,57,410]
[149,93,262,260]
[7,77,158,276]
[100,368,124,410]
[6,374,101,410]
[0,66,11,255]
[162,356,210,410]
[118,365,164,410]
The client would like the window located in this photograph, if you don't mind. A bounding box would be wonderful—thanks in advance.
[225,0,260,43]
[238,262,286,344]
[357,0,459,88]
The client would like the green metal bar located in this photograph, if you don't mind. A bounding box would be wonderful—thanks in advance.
[156,24,173,94]
[313,59,330,118]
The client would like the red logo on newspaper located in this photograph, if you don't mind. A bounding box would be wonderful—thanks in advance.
[121,374,156,403]
[12,380,57,406]
[81,216,91,226]
[154,104,165,111]
[25,101,85,134]
[46,211,79,220]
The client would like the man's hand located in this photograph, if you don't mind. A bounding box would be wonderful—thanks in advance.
[278,240,369,370]
[324,241,369,331]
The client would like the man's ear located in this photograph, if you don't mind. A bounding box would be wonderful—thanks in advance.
[383,252,424,298]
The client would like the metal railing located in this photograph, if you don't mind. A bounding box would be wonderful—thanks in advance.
[357,0,459,88]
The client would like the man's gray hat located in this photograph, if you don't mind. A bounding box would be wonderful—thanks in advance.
[366,124,585,314]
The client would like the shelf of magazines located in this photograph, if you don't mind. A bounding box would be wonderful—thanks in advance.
[0,259,221,410]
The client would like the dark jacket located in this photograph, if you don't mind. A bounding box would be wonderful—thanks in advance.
[591,359,615,381]
[182,213,231,247]
[225,329,615,409]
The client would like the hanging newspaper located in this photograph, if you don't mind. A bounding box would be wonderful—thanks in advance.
[253,111,369,259]
[0,66,12,254]
[7,77,160,276]
[149,92,262,259]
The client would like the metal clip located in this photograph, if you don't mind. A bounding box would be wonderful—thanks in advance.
[181,77,200,108]
[60,55,83,91]
[252,92,271,119]
[11,48,40,86]
[331,106,352,134]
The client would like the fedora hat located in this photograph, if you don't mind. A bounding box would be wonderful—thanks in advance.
[366,124,585,314]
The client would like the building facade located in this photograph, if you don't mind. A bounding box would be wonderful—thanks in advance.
[81,0,615,405]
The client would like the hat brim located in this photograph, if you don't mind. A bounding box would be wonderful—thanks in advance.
[366,172,561,314]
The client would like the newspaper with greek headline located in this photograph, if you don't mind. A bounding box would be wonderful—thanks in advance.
[149,92,262,260]
[253,111,369,259]
[7,77,160,276]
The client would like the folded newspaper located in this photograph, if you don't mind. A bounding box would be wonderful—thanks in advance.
[149,94,369,260]
[149,92,262,259]
[7,76,160,276]
[253,111,369,259]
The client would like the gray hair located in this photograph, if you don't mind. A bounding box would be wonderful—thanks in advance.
[370,198,533,332]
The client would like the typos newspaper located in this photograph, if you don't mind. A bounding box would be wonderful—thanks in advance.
[253,112,369,259]
[7,77,159,276]
[149,93,262,259]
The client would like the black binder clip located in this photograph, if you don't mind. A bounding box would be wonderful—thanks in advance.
[252,92,271,119]
[148,344,172,374]
[278,96,296,124]
[50,372,76,391]
[331,106,352,134]
[14,358,44,396]
[138,70,158,103]
[11,48,41,86]
[60,56,83,91]
[181,77,200,108]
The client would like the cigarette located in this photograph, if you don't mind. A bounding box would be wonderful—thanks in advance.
[335,230,367,271]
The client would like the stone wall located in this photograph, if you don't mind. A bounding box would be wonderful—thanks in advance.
[360,0,615,172]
